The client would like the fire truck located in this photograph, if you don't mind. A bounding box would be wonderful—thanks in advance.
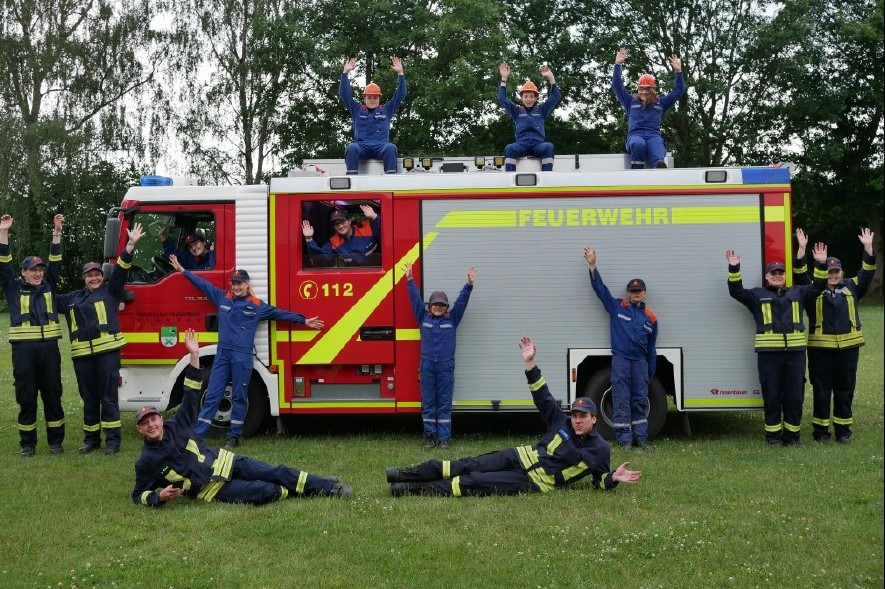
[103,154,794,440]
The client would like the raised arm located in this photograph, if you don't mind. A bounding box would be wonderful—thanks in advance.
[386,57,408,114]
[449,267,476,326]
[520,336,567,429]
[47,214,64,288]
[497,62,518,117]
[611,48,632,109]
[404,262,426,323]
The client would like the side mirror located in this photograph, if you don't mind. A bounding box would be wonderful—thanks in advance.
[103,218,121,259]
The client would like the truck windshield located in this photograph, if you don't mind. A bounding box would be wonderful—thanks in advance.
[126,212,217,284]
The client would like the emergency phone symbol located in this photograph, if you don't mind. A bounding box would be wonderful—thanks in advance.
[300,280,318,300]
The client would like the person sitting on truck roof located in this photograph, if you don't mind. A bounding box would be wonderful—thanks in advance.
[584,247,658,451]
[167,257,324,449]
[339,56,407,175]
[498,62,561,172]
[302,205,381,266]
[133,329,352,507]
[611,48,684,169]
[793,228,876,444]
[385,336,642,497]
[726,242,828,447]
[159,225,214,270]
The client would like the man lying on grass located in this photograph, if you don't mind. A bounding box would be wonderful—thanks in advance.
[386,336,641,497]
[133,329,352,507]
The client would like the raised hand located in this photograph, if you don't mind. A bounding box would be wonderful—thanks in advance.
[583,247,597,267]
[343,57,357,74]
[725,249,741,266]
[518,336,536,364]
[540,64,555,84]
[403,262,413,281]
[0,214,13,231]
[54,213,65,234]
[128,222,145,245]
[812,242,828,263]
[467,266,478,285]
[668,54,682,73]
[499,62,511,82]
[859,227,874,254]
[359,204,378,220]
[390,56,403,75]
[301,220,315,239]
[615,48,628,65]
[168,254,184,272]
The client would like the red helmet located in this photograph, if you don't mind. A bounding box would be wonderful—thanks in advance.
[637,74,656,88]
[364,82,381,96]
[519,80,539,96]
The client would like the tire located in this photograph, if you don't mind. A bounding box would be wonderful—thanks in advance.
[582,367,669,441]
[200,364,269,439]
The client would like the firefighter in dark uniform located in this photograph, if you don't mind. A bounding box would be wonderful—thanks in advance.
[385,336,642,497]
[57,222,144,455]
[793,228,876,443]
[0,213,66,457]
[726,243,828,446]
[133,330,352,507]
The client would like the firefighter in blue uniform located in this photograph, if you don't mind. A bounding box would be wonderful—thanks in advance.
[169,256,324,449]
[611,48,684,169]
[339,56,407,174]
[0,213,66,457]
[385,336,642,497]
[793,228,876,443]
[133,330,351,507]
[726,243,828,446]
[584,247,658,450]
[498,62,561,171]
[57,222,144,455]
[302,204,381,266]
[404,262,476,449]
[160,226,214,270]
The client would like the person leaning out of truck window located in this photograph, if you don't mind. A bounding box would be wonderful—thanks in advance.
[584,247,658,451]
[339,56,407,175]
[611,48,684,169]
[726,242,828,447]
[385,336,641,497]
[793,227,876,444]
[133,329,351,508]
[56,222,144,456]
[498,62,562,172]
[0,213,66,457]
[302,204,381,266]
[168,256,324,449]
[159,224,214,270]
[404,262,476,449]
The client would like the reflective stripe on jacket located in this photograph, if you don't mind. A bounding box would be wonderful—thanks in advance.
[0,242,63,342]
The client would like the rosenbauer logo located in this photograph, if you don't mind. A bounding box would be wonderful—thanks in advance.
[710,388,760,396]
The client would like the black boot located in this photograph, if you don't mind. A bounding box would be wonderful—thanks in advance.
[386,466,425,483]
[390,482,437,497]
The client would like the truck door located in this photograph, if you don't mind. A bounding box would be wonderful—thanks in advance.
[276,193,394,366]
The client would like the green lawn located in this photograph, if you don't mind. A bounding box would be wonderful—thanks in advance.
[1,307,882,589]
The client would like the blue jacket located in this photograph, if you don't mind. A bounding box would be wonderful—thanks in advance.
[793,251,876,349]
[611,65,684,137]
[589,268,658,376]
[517,366,616,491]
[57,250,133,358]
[133,364,235,507]
[728,260,826,352]
[307,215,381,265]
[339,73,407,144]
[408,279,472,362]
[182,271,306,354]
[498,83,561,143]
[0,241,63,342]
[162,239,214,270]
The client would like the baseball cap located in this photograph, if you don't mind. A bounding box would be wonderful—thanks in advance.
[626,278,646,291]
[230,269,251,282]
[330,209,349,224]
[135,406,161,424]
[765,261,786,274]
[82,262,102,275]
[20,256,46,270]
[571,397,597,414]
[184,233,205,246]
[826,257,842,271]
[428,291,449,306]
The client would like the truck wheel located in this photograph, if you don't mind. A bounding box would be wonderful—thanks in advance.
[200,366,269,438]
[583,368,669,441]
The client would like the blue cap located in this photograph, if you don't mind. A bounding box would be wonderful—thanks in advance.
[826,257,842,271]
[230,269,250,282]
[571,397,597,414]
[20,256,46,269]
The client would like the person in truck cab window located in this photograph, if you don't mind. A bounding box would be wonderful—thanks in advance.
[168,257,324,450]
[302,204,381,266]
[159,224,214,270]
[385,336,641,497]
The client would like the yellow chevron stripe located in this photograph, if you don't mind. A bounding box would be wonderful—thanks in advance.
[436,210,518,228]
[671,206,759,224]
[397,328,421,340]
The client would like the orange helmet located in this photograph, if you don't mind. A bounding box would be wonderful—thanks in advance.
[637,74,656,88]
[364,82,381,96]
[519,80,539,96]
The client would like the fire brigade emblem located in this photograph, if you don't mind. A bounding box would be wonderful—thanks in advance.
[160,326,178,348]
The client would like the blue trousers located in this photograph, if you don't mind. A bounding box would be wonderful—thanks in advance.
[611,354,649,444]
[412,448,537,496]
[73,350,121,447]
[212,455,334,505]
[420,358,454,442]
[344,141,398,174]
[757,351,806,443]
[627,133,666,168]
[195,347,252,439]
[12,340,65,448]
[504,141,554,171]
[808,347,859,440]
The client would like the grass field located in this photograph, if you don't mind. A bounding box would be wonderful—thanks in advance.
[0,306,882,589]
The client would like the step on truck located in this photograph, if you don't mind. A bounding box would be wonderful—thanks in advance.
[104,154,794,439]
